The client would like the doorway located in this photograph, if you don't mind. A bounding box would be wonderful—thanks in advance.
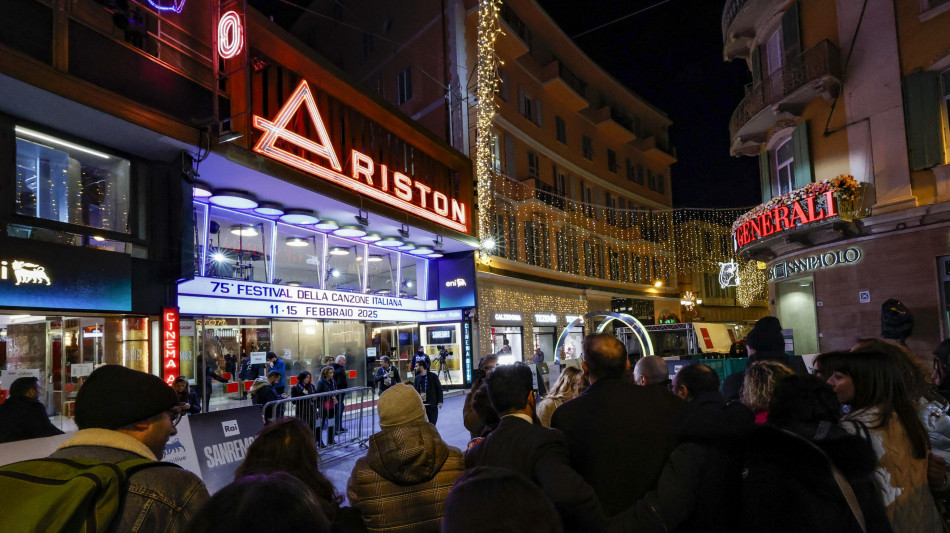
[774,276,819,355]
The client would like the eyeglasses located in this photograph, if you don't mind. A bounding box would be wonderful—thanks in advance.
[168,409,183,427]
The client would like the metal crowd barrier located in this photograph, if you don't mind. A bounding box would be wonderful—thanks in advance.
[261,387,376,451]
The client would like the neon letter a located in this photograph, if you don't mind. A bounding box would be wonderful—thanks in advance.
[252,80,342,172]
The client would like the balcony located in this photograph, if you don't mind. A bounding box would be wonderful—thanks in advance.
[721,0,786,61]
[729,40,841,157]
[582,106,636,143]
[497,4,530,59]
[632,134,677,165]
[541,60,588,111]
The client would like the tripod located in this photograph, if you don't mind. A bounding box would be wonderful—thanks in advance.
[438,352,451,383]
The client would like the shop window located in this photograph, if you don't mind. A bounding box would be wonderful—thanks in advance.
[206,207,272,283]
[15,130,131,234]
[274,227,324,288]
[326,235,366,292]
[400,254,427,299]
[366,246,399,295]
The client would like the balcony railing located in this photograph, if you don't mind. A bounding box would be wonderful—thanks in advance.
[729,40,842,144]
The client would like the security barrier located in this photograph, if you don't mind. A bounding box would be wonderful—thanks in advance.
[261,386,376,450]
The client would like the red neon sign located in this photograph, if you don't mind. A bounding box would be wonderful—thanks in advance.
[252,80,469,233]
[733,191,838,249]
[218,11,244,60]
[162,307,180,385]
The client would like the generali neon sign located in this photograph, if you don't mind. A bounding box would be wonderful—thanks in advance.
[162,307,180,385]
[252,80,469,233]
[733,191,838,249]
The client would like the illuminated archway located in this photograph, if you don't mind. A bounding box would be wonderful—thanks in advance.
[555,311,654,363]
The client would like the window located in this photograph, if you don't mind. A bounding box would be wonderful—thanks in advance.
[704,273,737,300]
[584,241,595,277]
[720,234,733,257]
[527,151,539,179]
[582,184,594,218]
[494,212,509,258]
[626,159,635,182]
[630,254,641,283]
[608,249,620,281]
[556,116,567,144]
[523,217,548,267]
[15,131,131,234]
[607,149,618,173]
[499,69,510,102]
[362,33,374,58]
[491,132,502,172]
[765,29,783,77]
[596,243,605,279]
[657,174,665,195]
[557,229,579,274]
[703,231,713,253]
[636,164,645,185]
[774,138,794,195]
[647,169,656,191]
[582,135,593,160]
[518,87,543,126]
[605,193,617,226]
[618,198,627,228]
[554,167,567,197]
[397,67,413,105]
[621,252,629,282]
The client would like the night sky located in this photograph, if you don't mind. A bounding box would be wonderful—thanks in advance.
[537,0,760,209]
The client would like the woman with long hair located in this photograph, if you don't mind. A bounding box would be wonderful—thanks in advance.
[814,350,942,532]
[315,366,337,447]
[291,370,319,440]
[234,418,342,521]
[536,366,587,427]
[741,360,793,424]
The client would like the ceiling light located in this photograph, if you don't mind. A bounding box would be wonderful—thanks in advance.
[314,219,339,230]
[92,235,106,242]
[377,289,392,295]
[285,237,309,247]
[333,225,367,238]
[210,189,258,209]
[193,181,213,198]
[397,242,416,251]
[427,251,444,258]
[287,281,301,287]
[376,236,404,247]
[280,209,319,225]
[230,224,259,236]
[15,126,112,159]
[367,254,384,263]
[329,246,350,256]
[254,202,286,216]
[361,233,382,242]
[412,247,434,255]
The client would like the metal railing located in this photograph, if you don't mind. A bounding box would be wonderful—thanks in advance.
[261,387,376,450]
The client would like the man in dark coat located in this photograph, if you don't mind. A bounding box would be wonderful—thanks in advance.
[413,365,443,425]
[374,355,401,395]
[466,364,606,532]
[249,372,282,421]
[332,355,348,432]
[550,334,685,518]
[721,316,806,402]
[410,346,430,373]
[0,377,64,443]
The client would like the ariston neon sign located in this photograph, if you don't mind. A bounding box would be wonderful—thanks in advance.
[252,80,468,233]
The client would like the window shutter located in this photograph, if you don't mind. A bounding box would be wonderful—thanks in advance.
[505,134,516,178]
[534,99,543,127]
[903,71,950,171]
[791,122,813,189]
[781,2,801,59]
[758,151,772,203]
[751,46,762,85]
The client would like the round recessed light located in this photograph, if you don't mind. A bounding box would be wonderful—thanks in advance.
[280,209,319,225]
[427,252,444,258]
[361,233,382,242]
[329,246,351,256]
[254,202,286,216]
[411,247,434,255]
[333,225,367,238]
[314,219,339,230]
[210,189,258,209]
[377,288,392,295]
[92,235,106,242]
[367,254,384,263]
[230,224,259,236]
[287,281,301,287]
[285,237,309,247]
[376,236,404,247]
[397,242,416,251]
[193,181,213,198]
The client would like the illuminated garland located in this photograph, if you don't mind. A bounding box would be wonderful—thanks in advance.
[736,260,767,308]
[475,0,503,243]
[476,285,589,358]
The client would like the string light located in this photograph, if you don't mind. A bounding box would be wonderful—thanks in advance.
[736,259,767,308]
[477,285,589,357]
[475,0,503,242]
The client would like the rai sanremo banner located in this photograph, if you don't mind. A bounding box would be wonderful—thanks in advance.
[162,406,264,493]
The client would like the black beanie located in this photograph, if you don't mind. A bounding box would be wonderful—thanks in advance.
[75,365,178,430]
[745,316,785,353]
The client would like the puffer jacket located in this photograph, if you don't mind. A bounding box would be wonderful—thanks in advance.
[49,429,209,533]
[347,422,464,532]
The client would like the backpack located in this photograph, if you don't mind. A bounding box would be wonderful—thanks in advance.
[0,456,176,533]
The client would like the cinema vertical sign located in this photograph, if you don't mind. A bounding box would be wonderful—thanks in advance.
[163,307,180,385]
[252,80,469,234]
[733,191,839,249]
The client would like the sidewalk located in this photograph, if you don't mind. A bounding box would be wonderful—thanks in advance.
[319,390,470,503]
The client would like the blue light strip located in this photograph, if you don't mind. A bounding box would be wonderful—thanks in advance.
[147,0,187,13]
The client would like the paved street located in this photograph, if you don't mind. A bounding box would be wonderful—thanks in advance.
[319,391,469,503]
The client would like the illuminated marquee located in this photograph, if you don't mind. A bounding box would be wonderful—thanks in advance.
[163,307,180,385]
[217,11,243,59]
[253,80,468,233]
[733,191,838,249]
[1,260,51,286]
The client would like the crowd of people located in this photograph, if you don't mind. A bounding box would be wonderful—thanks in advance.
[5,314,950,532]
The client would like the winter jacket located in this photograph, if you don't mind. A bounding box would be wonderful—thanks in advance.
[843,407,943,533]
[49,429,209,533]
[535,395,566,428]
[347,421,464,532]
[176,387,202,415]
[374,365,401,394]
[269,358,286,389]
[332,363,349,391]
[720,351,807,402]
[250,378,280,419]
[0,396,64,443]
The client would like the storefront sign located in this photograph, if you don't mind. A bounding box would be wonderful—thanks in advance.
[493,313,522,322]
[534,314,557,324]
[178,295,460,323]
[217,11,244,59]
[462,321,473,383]
[162,307,180,385]
[253,80,468,233]
[0,237,132,312]
[734,192,838,249]
[565,315,582,323]
[770,247,862,280]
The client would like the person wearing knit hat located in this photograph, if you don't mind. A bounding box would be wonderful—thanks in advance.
[347,384,465,531]
[720,316,806,402]
[46,364,210,531]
